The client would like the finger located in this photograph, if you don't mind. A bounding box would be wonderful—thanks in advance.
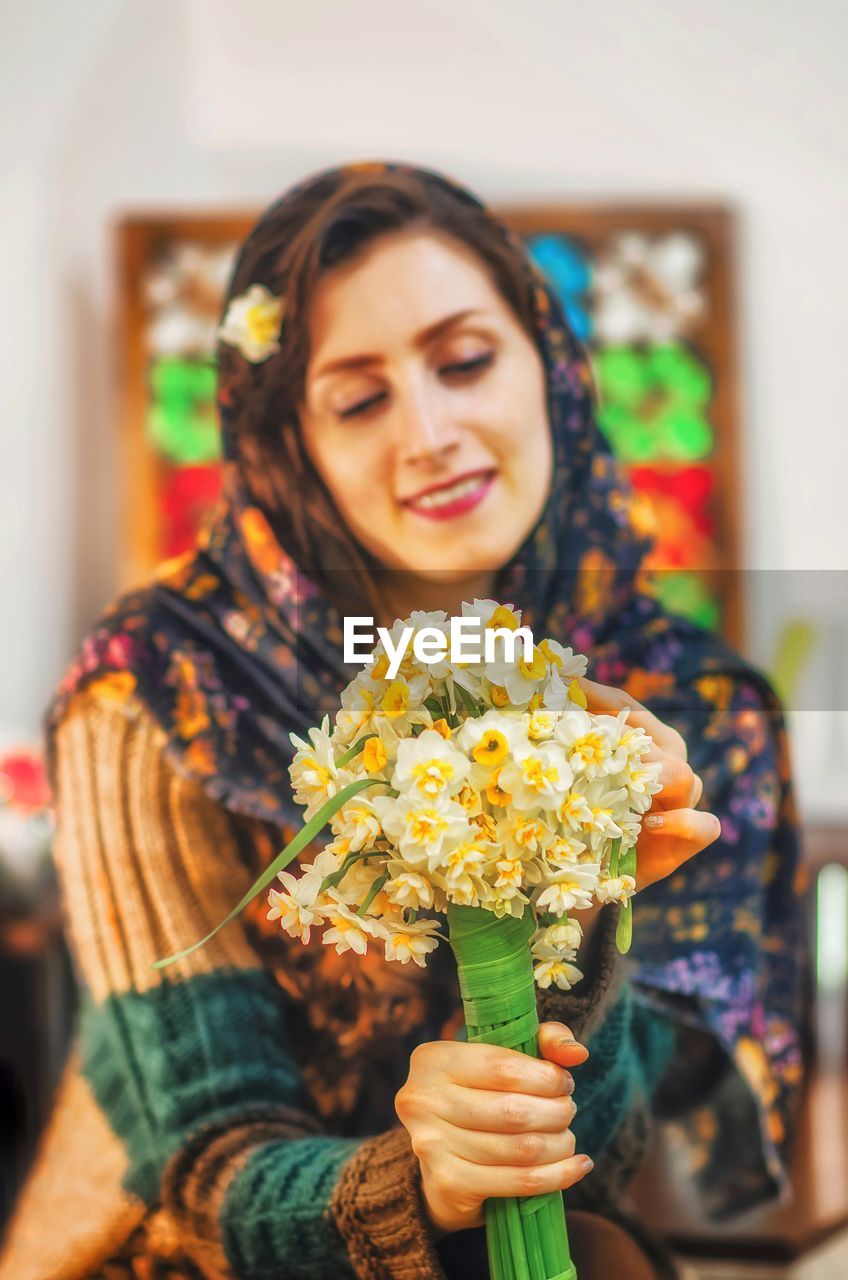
[431,1084,578,1135]
[448,1123,577,1169]
[447,1152,594,1201]
[441,1042,572,1097]
[652,756,700,811]
[537,1021,589,1067]
[637,808,722,888]
[576,677,687,761]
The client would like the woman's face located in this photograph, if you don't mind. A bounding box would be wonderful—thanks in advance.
[298,228,553,593]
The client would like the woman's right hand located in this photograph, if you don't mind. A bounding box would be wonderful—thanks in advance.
[395,1022,594,1237]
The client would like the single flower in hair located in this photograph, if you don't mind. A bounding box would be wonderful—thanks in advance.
[217,283,285,362]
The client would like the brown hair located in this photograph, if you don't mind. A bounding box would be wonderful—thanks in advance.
[220,167,541,619]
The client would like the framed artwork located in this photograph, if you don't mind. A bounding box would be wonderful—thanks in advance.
[116,201,743,644]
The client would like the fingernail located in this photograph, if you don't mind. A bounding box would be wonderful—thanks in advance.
[563,1074,575,1095]
[581,1156,594,1171]
[556,1036,582,1049]
[644,813,664,829]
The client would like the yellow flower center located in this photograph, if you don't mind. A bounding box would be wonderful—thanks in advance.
[486,769,512,806]
[412,759,454,794]
[518,647,548,681]
[473,729,508,767]
[513,819,542,848]
[303,755,331,787]
[486,605,520,631]
[559,795,585,823]
[472,812,498,840]
[408,809,447,843]
[538,638,562,668]
[568,679,588,709]
[432,717,452,739]
[490,684,510,707]
[381,681,410,718]
[571,733,606,767]
[457,783,480,812]
[520,757,557,791]
[246,300,282,345]
[372,654,390,680]
[362,738,387,773]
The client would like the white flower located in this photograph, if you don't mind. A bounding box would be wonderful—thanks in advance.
[526,707,558,741]
[542,833,589,873]
[384,865,436,911]
[572,779,629,841]
[493,855,542,893]
[289,717,349,819]
[217,283,285,362]
[486,886,531,919]
[535,864,601,914]
[596,874,637,905]
[333,674,380,745]
[392,730,470,801]
[437,837,492,906]
[485,643,550,707]
[331,795,382,851]
[497,742,573,812]
[497,814,554,859]
[536,639,588,682]
[622,758,664,813]
[557,790,595,832]
[266,866,324,943]
[384,918,443,967]
[372,793,470,871]
[534,958,584,991]
[373,675,432,735]
[320,894,386,957]
[310,845,347,881]
[532,918,583,957]
[554,705,625,779]
[457,709,524,788]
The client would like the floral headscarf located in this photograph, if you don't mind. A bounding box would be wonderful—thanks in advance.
[45,160,805,1219]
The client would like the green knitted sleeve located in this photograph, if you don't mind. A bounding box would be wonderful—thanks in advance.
[57,693,446,1280]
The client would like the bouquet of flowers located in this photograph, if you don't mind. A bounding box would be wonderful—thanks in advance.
[157,599,662,1280]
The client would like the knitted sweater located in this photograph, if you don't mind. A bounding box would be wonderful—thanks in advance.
[0,688,679,1280]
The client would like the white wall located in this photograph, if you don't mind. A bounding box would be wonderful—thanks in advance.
[2,0,846,815]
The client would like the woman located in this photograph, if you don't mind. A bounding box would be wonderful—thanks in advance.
[0,161,804,1280]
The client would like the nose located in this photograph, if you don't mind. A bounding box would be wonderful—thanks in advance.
[400,378,460,468]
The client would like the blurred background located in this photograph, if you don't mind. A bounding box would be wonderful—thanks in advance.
[1,2,846,1275]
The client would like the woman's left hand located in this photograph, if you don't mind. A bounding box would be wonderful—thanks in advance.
[576,676,722,892]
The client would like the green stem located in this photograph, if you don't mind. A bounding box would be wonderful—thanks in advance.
[337,734,375,766]
[356,871,389,918]
[456,682,482,718]
[447,902,578,1280]
[152,777,390,969]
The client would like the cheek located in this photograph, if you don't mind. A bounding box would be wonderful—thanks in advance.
[311,429,396,525]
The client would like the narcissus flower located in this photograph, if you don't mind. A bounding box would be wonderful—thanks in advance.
[217,283,285,362]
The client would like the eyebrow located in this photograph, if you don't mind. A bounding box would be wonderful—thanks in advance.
[312,308,484,381]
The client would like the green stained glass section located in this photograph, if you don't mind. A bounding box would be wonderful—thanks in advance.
[650,571,720,630]
[595,343,714,464]
[147,356,220,465]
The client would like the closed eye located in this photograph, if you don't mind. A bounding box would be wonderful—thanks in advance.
[337,351,495,420]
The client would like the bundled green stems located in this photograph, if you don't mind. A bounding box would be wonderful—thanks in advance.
[447,902,578,1280]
